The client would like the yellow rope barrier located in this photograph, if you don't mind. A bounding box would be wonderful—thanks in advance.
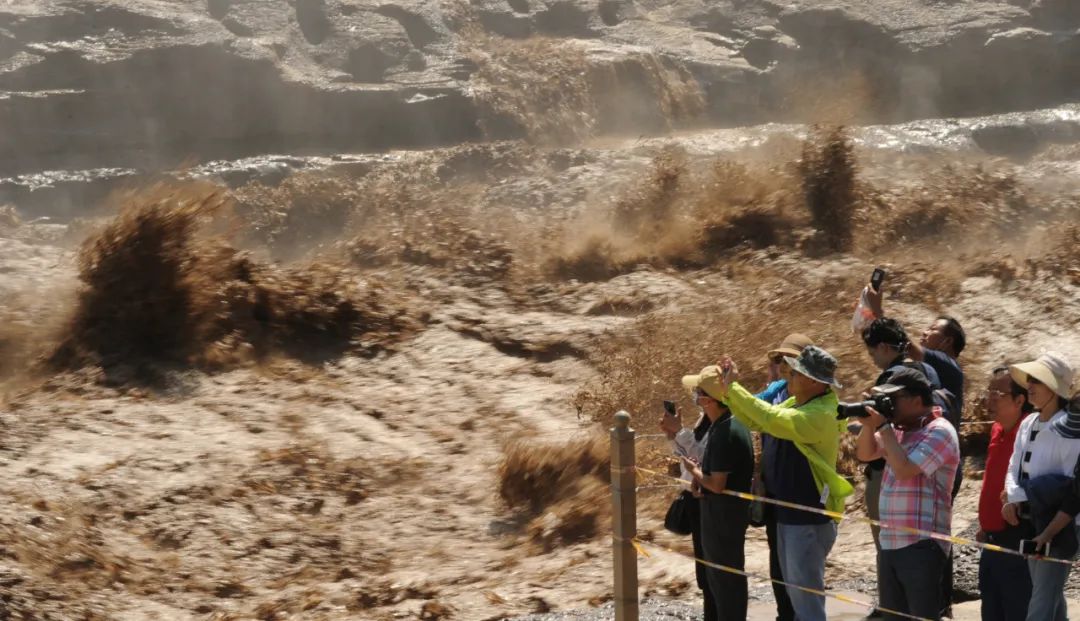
[634,539,934,621]
[634,464,1076,567]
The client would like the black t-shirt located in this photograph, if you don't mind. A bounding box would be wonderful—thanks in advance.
[701,413,754,520]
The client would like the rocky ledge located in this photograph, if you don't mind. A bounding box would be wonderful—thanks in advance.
[0,0,1078,178]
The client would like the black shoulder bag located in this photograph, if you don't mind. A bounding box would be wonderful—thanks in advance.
[664,490,695,536]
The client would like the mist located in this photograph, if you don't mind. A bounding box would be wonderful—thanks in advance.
[2,1,1080,619]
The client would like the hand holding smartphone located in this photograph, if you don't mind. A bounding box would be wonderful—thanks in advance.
[1020,539,1049,557]
[870,267,887,293]
[660,400,681,437]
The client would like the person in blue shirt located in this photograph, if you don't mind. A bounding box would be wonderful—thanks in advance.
[864,286,966,417]
[916,317,966,407]
[755,333,815,621]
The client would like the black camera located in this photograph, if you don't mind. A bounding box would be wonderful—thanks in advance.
[836,393,895,420]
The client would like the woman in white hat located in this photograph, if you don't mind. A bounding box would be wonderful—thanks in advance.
[1002,352,1078,621]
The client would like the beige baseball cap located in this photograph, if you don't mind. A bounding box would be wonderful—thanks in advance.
[681,365,726,400]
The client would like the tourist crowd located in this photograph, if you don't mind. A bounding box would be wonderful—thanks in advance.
[661,277,1080,621]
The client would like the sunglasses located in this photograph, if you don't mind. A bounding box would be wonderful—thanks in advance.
[986,389,1010,399]
[769,355,785,365]
[693,388,713,401]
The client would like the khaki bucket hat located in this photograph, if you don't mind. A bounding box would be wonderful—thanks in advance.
[1010,352,1074,400]
[768,333,815,359]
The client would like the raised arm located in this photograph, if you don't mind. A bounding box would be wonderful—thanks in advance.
[906,340,926,362]
[863,283,924,360]
[856,419,885,462]
[725,383,830,443]
[876,424,922,480]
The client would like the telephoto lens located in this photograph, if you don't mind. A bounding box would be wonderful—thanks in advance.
[836,401,872,419]
[836,394,894,420]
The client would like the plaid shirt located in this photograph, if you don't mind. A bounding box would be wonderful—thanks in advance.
[879,416,960,553]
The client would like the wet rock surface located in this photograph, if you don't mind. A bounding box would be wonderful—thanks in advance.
[2,0,1079,179]
[6,103,1080,219]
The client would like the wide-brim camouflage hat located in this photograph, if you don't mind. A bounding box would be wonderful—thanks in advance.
[784,345,842,389]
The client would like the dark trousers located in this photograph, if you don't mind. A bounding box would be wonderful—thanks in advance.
[687,495,719,621]
[764,506,796,621]
[940,472,963,615]
[940,550,954,615]
[701,498,749,621]
[879,540,946,621]
[979,547,1032,621]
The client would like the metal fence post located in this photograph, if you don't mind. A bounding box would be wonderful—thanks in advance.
[611,410,638,621]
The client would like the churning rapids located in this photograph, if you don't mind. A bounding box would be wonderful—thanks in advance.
[1,1,1080,620]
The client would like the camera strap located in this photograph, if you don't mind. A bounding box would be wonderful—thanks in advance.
[894,410,937,432]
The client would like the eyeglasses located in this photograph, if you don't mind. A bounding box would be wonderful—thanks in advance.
[986,389,1010,399]
[1028,377,1044,386]
[693,389,712,401]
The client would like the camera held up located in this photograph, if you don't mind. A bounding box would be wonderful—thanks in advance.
[836,393,895,420]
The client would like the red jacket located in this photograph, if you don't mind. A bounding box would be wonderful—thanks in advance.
[979,416,1029,532]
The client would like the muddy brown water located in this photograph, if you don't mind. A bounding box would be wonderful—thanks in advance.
[2,94,1080,621]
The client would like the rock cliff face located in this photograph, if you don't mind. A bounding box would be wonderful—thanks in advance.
[0,1,480,177]
[0,0,1078,178]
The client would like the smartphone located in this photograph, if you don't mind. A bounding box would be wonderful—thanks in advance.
[870,267,887,292]
[1019,539,1048,556]
[663,400,677,417]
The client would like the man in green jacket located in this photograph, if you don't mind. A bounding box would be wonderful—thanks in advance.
[714,345,853,621]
